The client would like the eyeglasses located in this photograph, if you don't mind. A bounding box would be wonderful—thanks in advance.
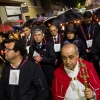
[5,48,14,52]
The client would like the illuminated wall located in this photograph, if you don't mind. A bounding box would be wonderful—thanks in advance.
[86,0,96,6]
[21,0,45,22]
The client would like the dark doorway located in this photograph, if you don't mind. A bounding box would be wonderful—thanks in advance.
[25,16,30,21]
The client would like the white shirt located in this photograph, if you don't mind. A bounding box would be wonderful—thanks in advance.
[26,33,31,41]
[37,42,42,48]
[53,34,58,43]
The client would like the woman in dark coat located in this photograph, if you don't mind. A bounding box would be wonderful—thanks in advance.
[63,23,87,60]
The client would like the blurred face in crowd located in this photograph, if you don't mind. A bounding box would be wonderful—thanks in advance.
[50,25,58,37]
[5,42,19,62]
[61,44,79,71]
[23,27,31,37]
[84,17,92,25]
[33,31,44,43]
[93,14,97,21]
[9,34,14,39]
[66,32,75,40]
[96,14,100,22]
[47,23,51,27]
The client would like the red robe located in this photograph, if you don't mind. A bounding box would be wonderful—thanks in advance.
[52,59,100,100]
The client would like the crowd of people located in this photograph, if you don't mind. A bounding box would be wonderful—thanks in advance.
[0,10,100,100]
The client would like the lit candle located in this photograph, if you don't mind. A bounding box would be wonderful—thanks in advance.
[77,20,80,24]
[96,19,99,22]
[74,20,76,23]
[1,50,4,55]
[66,22,68,25]
[98,22,100,25]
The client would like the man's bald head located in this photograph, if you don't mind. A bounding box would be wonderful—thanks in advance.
[61,43,79,55]
[61,43,79,70]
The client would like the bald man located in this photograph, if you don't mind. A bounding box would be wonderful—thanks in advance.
[52,43,100,100]
[46,24,64,68]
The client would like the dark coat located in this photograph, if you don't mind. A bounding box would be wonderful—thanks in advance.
[0,59,49,100]
[26,33,33,46]
[46,33,64,45]
[76,22,100,48]
[91,34,100,77]
[46,33,64,67]
[19,33,33,47]
[28,39,56,79]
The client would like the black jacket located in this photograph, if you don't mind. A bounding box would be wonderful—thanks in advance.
[45,33,64,67]
[91,35,100,77]
[28,39,56,79]
[0,59,49,100]
[91,35,100,61]
[76,22,100,48]
[19,33,33,47]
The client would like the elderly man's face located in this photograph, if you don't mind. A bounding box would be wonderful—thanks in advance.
[61,45,79,70]
[33,31,44,43]
[50,25,58,37]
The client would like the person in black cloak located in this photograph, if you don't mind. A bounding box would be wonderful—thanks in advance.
[63,22,87,60]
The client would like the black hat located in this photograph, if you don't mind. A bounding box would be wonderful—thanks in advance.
[65,25,75,33]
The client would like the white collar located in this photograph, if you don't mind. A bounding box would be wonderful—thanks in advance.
[53,33,58,39]
[64,61,79,77]
[64,61,86,100]
[10,59,23,69]
[39,41,42,45]
[27,33,31,39]
[37,41,42,46]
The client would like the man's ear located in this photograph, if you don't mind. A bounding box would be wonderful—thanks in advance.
[77,52,79,59]
[42,34,44,38]
[57,28,58,32]
[16,51,20,56]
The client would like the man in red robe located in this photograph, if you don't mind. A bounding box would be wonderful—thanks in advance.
[52,43,100,100]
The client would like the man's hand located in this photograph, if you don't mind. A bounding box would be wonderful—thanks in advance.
[83,88,95,99]
[34,56,43,63]
[98,61,100,66]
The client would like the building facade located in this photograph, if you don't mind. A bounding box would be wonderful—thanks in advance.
[22,0,63,22]
[0,0,63,23]
[86,0,98,6]
[0,0,25,23]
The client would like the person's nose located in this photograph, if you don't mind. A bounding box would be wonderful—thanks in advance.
[66,58,70,64]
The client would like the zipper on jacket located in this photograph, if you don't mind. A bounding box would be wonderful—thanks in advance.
[12,85,14,100]
[39,79,44,90]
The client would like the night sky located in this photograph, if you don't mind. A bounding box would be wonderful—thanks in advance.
[63,0,75,7]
